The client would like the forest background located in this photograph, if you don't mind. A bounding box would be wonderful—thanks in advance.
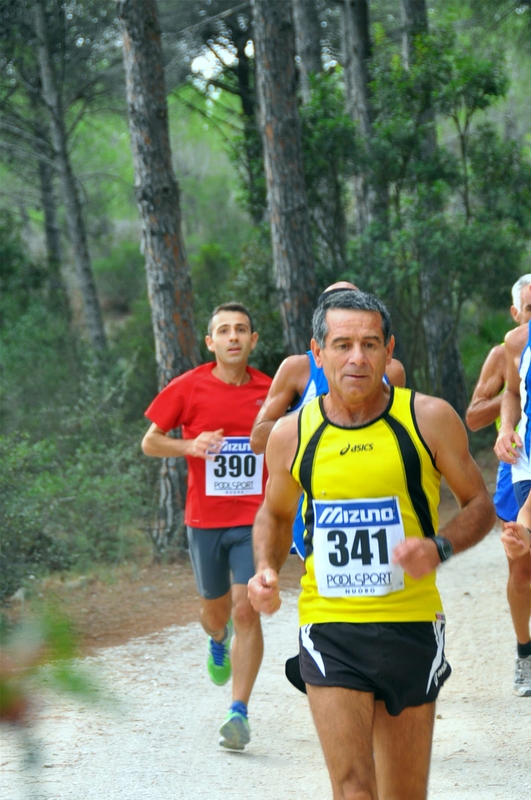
[1,0,531,605]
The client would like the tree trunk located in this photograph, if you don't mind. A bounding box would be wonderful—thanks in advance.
[34,0,107,351]
[340,0,389,235]
[33,116,69,311]
[118,0,200,557]
[292,0,322,104]
[400,0,467,417]
[400,0,429,69]
[252,0,317,354]
[225,15,265,225]
[340,0,372,139]
[292,0,347,276]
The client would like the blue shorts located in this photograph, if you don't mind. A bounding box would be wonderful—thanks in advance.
[513,480,531,510]
[186,525,254,600]
[493,461,519,522]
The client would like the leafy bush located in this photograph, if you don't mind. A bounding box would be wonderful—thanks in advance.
[0,358,159,602]
[93,241,146,314]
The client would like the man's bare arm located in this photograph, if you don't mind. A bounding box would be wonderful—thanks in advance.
[248,415,301,613]
[142,423,224,460]
[465,345,506,432]
[250,355,309,454]
[494,325,528,461]
[393,396,496,578]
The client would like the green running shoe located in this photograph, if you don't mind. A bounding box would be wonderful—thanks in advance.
[219,710,251,751]
[207,621,232,686]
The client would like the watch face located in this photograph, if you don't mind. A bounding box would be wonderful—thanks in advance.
[438,537,453,561]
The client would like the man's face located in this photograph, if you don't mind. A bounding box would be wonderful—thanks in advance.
[205,311,257,365]
[513,285,531,324]
[312,309,394,403]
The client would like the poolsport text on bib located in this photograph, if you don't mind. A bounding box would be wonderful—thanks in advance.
[312,497,405,597]
[205,437,264,496]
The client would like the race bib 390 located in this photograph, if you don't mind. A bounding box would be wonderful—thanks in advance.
[205,437,264,496]
[312,497,406,597]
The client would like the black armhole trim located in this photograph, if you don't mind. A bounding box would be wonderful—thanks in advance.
[289,411,304,476]
[409,391,438,472]
[383,413,437,539]
[299,417,328,556]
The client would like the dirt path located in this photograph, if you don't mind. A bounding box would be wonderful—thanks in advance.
[1,521,530,799]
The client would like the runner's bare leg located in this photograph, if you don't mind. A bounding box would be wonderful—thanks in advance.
[230,583,263,705]
[373,700,435,800]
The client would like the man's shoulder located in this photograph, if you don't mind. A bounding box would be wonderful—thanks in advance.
[505,323,529,354]
[268,410,299,446]
[412,391,459,431]
[484,342,507,364]
[163,362,214,390]
[278,353,311,385]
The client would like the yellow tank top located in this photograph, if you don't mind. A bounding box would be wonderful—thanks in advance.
[291,387,444,624]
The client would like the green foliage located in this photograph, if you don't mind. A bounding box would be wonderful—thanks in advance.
[225,236,285,376]
[191,242,233,334]
[0,436,73,601]
[109,296,158,423]
[0,210,47,319]
[0,357,158,602]
[0,296,82,437]
[468,123,531,229]
[228,120,268,224]
[350,28,531,390]
[93,241,146,315]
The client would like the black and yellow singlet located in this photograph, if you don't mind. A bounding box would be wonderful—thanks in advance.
[292,387,444,625]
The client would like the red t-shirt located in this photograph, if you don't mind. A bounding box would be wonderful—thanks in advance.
[144,362,272,528]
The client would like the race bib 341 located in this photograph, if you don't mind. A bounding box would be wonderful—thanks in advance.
[312,496,406,597]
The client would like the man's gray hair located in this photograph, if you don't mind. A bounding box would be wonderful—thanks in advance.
[512,274,531,311]
[312,290,392,347]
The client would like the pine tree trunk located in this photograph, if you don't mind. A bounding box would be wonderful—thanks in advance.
[401,0,467,417]
[341,0,372,139]
[340,0,389,234]
[225,16,265,225]
[252,0,317,354]
[34,0,107,351]
[292,0,347,276]
[118,0,200,557]
[292,0,322,104]
[33,118,68,311]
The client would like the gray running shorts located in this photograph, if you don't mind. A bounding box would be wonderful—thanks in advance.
[299,620,451,716]
[186,525,254,600]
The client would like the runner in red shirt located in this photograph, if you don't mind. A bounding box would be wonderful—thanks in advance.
[142,302,272,750]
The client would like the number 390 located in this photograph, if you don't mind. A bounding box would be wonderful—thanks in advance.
[213,454,256,478]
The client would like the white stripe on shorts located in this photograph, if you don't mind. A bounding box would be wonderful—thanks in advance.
[426,619,446,694]
[301,624,327,677]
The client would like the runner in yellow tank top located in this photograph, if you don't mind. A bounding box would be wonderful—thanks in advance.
[249,289,496,800]
[293,386,443,625]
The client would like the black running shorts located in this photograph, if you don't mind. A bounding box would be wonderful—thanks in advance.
[187,525,254,599]
[299,620,451,716]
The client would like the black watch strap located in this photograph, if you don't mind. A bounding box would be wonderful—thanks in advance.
[434,536,454,563]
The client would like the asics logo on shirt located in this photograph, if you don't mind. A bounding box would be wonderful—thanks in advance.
[339,443,374,455]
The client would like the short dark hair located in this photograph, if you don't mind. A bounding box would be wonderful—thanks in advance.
[312,290,391,346]
[207,302,254,335]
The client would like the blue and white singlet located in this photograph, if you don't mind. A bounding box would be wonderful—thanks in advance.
[512,321,531,485]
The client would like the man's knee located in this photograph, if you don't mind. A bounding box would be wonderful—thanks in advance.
[232,591,260,630]
[200,593,231,633]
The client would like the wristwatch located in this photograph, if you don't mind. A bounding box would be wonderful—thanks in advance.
[434,536,454,563]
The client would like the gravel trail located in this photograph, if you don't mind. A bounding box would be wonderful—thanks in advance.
[1,524,530,799]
